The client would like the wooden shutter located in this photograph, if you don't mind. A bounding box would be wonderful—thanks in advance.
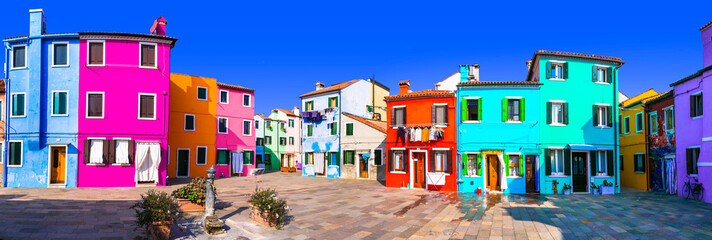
[592,65,598,82]
[503,154,509,176]
[141,45,155,66]
[690,95,695,117]
[403,107,407,125]
[520,98,525,121]
[388,150,394,172]
[431,105,436,125]
[607,68,614,83]
[563,103,569,125]
[446,150,452,174]
[545,61,551,79]
[477,154,482,176]
[545,149,551,175]
[461,99,467,122]
[429,151,435,173]
[502,98,508,122]
[546,102,552,124]
[607,150,614,176]
[89,42,103,65]
[102,140,111,164]
[686,149,692,175]
[607,106,613,127]
[563,62,569,79]
[403,151,409,173]
[564,149,571,176]
[128,140,136,164]
[461,154,468,176]
[518,156,525,177]
[107,140,116,164]
[477,98,482,121]
[83,140,91,164]
[444,104,449,126]
[701,95,704,115]
[590,150,597,176]
[593,105,599,126]
[140,95,154,118]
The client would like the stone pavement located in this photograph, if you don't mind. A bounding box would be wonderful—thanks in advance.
[1,172,712,239]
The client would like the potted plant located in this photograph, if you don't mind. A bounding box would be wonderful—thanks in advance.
[590,183,600,195]
[597,171,607,177]
[172,177,216,212]
[562,183,572,195]
[601,180,615,195]
[247,187,289,229]
[552,180,559,195]
[131,190,183,240]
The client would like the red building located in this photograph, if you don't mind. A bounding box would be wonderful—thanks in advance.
[385,81,457,191]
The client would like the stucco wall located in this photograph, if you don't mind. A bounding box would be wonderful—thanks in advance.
[619,103,650,190]
[339,113,386,180]
[254,114,265,166]
[216,86,255,177]
[267,110,301,170]
[263,118,286,171]
[647,95,675,192]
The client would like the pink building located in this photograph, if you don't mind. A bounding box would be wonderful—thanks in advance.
[76,17,177,187]
[215,83,256,177]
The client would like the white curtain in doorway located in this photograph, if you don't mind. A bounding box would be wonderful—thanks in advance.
[499,154,508,190]
[232,152,243,173]
[665,159,677,195]
[314,152,325,174]
[135,142,161,182]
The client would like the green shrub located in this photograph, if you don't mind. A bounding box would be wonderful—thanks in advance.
[248,187,289,229]
[131,190,183,228]
[171,177,216,206]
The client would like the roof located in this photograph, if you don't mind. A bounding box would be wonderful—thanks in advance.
[384,89,454,101]
[670,64,712,87]
[299,79,361,98]
[621,89,660,108]
[534,50,624,63]
[274,108,300,118]
[0,79,5,93]
[458,80,542,87]
[645,90,674,105]
[4,32,78,41]
[342,112,387,134]
[701,20,712,31]
[217,82,255,92]
[435,72,458,87]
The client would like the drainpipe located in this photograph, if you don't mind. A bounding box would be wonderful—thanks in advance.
[3,42,9,187]
[614,65,621,191]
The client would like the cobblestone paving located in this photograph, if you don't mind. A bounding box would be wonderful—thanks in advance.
[1,172,711,239]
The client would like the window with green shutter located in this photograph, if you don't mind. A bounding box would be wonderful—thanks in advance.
[52,91,68,116]
[547,61,567,79]
[463,98,481,122]
[328,97,339,108]
[307,124,313,136]
[503,98,524,122]
[346,123,354,136]
[217,150,229,165]
[330,122,337,135]
[374,149,382,165]
[289,137,294,145]
[305,101,314,111]
[9,141,22,166]
[343,151,355,165]
[464,154,480,177]
[243,150,254,165]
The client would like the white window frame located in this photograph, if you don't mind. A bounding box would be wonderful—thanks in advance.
[243,120,252,136]
[137,93,157,120]
[85,92,105,119]
[505,97,523,123]
[595,65,610,85]
[391,105,406,128]
[11,44,27,70]
[175,148,191,178]
[86,40,105,67]
[184,114,195,131]
[688,146,701,176]
[663,106,674,130]
[11,92,27,118]
[550,100,565,126]
[7,140,23,167]
[549,147,565,176]
[196,146,208,166]
[242,93,251,107]
[113,138,131,165]
[219,90,229,104]
[51,42,69,68]
[507,153,521,177]
[218,117,228,134]
[87,138,106,165]
[197,87,208,101]
[50,90,70,117]
[463,97,481,123]
[596,150,607,176]
[0,141,3,164]
[464,152,481,177]
[549,61,566,80]
[691,91,703,119]
[595,103,610,128]
[138,42,158,69]
[432,103,448,127]
[391,148,406,173]
[649,111,658,134]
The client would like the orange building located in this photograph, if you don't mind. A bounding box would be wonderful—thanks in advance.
[167,74,217,178]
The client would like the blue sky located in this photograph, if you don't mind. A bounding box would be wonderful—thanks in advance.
[4,1,712,115]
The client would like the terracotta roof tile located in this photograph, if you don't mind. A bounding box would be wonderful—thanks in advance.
[274,108,300,118]
[701,20,712,31]
[217,82,255,92]
[398,80,410,85]
[458,80,542,86]
[342,112,387,134]
[299,79,361,98]
[384,89,454,101]
[535,50,624,63]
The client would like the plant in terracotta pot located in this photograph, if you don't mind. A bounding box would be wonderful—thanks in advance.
[131,190,183,240]
[172,177,215,206]
[247,187,289,229]
[562,183,572,195]
[552,180,559,195]
[600,180,615,195]
[590,183,600,195]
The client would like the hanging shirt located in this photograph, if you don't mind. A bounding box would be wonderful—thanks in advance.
[422,127,430,143]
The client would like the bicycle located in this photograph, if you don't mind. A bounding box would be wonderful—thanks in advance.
[682,177,704,201]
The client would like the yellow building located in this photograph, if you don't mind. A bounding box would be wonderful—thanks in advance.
[619,89,659,190]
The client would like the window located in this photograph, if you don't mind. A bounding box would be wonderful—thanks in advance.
[463,98,481,122]
[243,120,252,136]
[195,147,207,165]
[504,98,524,122]
[12,45,27,69]
[596,151,607,176]
[265,136,272,145]
[618,115,622,134]
[52,91,68,116]
[86,92,104,118]
[432,104,448,125]
[691,93,703,118]
[218,117,228,134]
[649,112,658,134]
[304,101,314,111]
[307,124,313,137]
[593,105,612,127]
[634,153,645,173]
[243,150,254,165]
[624,116,631,134]
[687,147,700,175]
[664,107,674,130]
[392,106,406,127]
[184,115,195,131]
[8,141,23,166]
[256,138,264,146]
[289,119,294,128]
[52,43,68,67]
[594,66,611,83]
[465,154,479,177]
[330,122,337,135]
[635,112,643,132]
[266,120,272,130]
[139,43,156,68]
[217,150,229,165]
[87,41,104,66]
[0,142,3,164]
[138,94,156,120]
[548,102,567,125]
[343,150,355,165]
[305,152,314,165]
[374,149,382,166]
[11,93,26,117]
[289,137,294,145]
[550,149,565,175]
[619,155,624,171]
[197,87,207,101]
[432,151,448,172]
[328,97,339,108]
[89,139,104,164]
[508,155,519,176]
[219,90,229,104]
[547,61,567,79]
[255,120,260,129]
[243,94,251,107]
[392,150,405,172]
[346,123,354,136]
[280,137,287,146]
[115,140,130,164]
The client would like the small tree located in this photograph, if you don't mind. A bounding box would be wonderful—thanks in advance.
[131,190,183,228]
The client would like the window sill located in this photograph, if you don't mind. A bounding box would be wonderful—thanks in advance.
[549,123,566,127]
[433,125,448,128]
[7,165,22,168]
[86,163,106,166]
[506,176,522,179]
[390,171,406,174]
[52,65,70,68]
[86,116,105,119]
[217,164,229,166]
[635,171,645,174]
[692,116,703,120]
[51,114,69,117]
[462,121,481,124]
[184,129,195,132]
[688,174,698,177]
[11,67,28,70]
[85,64,105,67]
[112,164,131,166]
[548,175,568,178]
[595,126,611,129]
[464,175,480,178]
[138,118,156,121]
[594,82,610,85]
[593,176,611,178]
[10,116,27,118]
[138,66,158,69]
[428,172,450,175]
[549,78,566,81]
[505,121,522,124]
[218,132,228,134]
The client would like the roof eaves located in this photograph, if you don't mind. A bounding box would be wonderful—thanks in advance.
[670,64,712,87]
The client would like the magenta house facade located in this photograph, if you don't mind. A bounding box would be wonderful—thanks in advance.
[669,20,712,203]
[76,17,177,187]
[215,83,256,177]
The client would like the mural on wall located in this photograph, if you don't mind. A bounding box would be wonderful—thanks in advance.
[302,165,315,177]
[327,166,340,178]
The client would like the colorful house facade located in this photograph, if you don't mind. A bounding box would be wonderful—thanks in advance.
[456,65,541,194]
[4,10,80,187]
[267,108,301,172]
[263,116,286,171]
[669,20,712,203]
[0,80,4,184]
[216,83,256,177]
[385,81,457,191]
[254,114,266,168]
[619,89,659,191]
[340,112,387,181]
[645,91,676,194]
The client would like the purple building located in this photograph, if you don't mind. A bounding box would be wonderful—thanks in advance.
[669,20,712,203]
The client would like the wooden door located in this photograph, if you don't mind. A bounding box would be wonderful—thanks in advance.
[413,152,425,188]
[359,154,368,178]
[487,155,500,191]
[50,146,66,184]
[177,149,189,177]
[572,152,588,192]
[525,155,536,193]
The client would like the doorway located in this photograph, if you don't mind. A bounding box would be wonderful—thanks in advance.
[411,151,426,189]
[176,149,190,177]
[49,146,67,184]
[525,155,537,193]
[359,154,369,178]
[572,152,588,192]
[487,155,501,191]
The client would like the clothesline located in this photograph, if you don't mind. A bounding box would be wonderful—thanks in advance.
[394,123,446,127]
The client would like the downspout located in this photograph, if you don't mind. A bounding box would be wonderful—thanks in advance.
[371,75,375,119]
[3,42,9,187]
[614,64,622,191]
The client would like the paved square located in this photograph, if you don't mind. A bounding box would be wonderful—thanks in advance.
[1,172,711,239]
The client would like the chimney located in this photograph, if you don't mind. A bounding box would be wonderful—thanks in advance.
[293,106,300,116]
[459,64,469,82]
[29,9,45,37]
[526,60,533,71]
[150,16,168,36]
[398,80,410,94]
[315,81,325,90]
[701,21,712,68]
[469,64,480,81]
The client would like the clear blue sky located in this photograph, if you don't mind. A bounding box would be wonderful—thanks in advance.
[4,1,712,114]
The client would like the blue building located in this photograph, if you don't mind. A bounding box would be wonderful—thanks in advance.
[299,79,388,178]
[456,64,541,194]
[4,9,80,187]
